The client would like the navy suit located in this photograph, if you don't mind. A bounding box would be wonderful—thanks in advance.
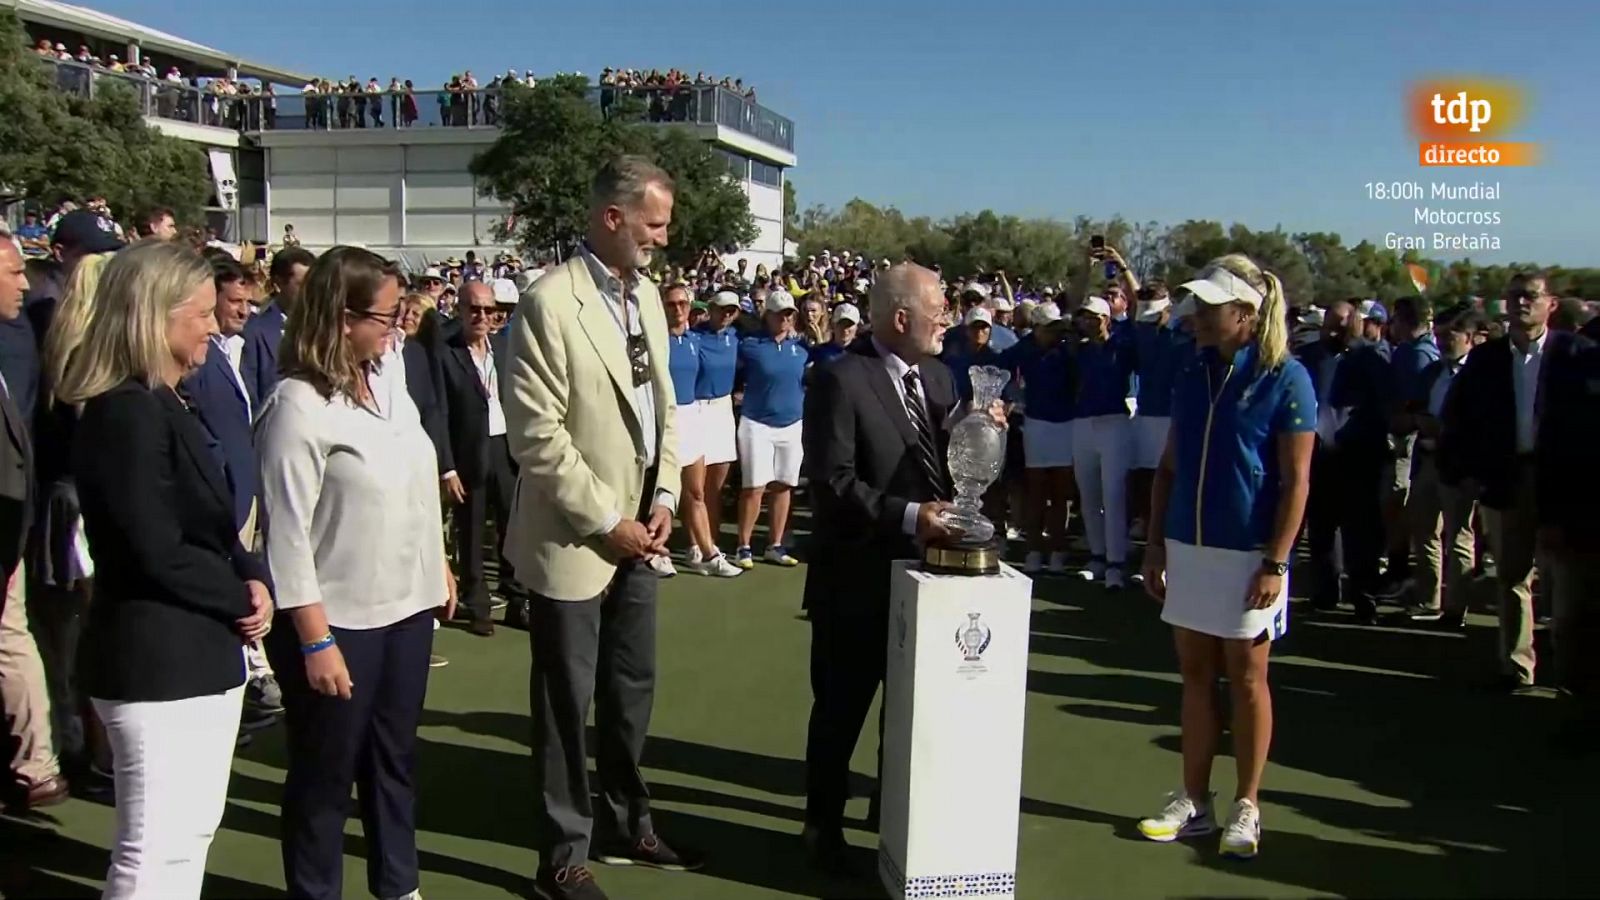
[183,338,257,533]
[239,303,287,408]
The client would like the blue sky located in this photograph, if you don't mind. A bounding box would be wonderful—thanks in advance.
[90,0,1597,265]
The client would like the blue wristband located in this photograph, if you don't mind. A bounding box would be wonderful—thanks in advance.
[301,634,336,655]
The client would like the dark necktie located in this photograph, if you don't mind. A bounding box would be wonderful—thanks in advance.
[902,370,947,500]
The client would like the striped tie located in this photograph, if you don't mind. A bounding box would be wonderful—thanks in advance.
[902,370,948,500]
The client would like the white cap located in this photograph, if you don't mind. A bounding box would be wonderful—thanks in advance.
[961,282,992,299]
[1079,296,1112,319]
[711,290,741,308]
[965,307,994,327]
[1177,265,1265,310]
[764,290,797,314]
[491,278,519,306]
[832,303,861,325]
[854,277,870,293]
[991,296,1014,312]
[1299,307,1326,327]
[1137,298,1172,322]
[421,267,444,281]
[1041,285,1057,297]
[1032,302,1063,325]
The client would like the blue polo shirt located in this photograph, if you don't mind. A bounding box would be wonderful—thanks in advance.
[738,335,808,427]
[1133,322,1194,418]
[997,337,1075,423]
[667,330,701,406]
[809,341,848,367]
[1073,331,1136,418]
[1165,343,1317,552]
[693,323,739,399]
[945,345,1004,402]
[1389,334,1440,408]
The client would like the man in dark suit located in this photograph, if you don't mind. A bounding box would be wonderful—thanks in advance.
[439,281,528,636]
[1441,271,1567,691]
[240,247,315,406]
[0,231,63,808]
[183,258,283,723]
[799,263,972,875]
[1537,320,1600,747]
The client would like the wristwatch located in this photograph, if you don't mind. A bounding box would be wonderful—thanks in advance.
[1260,558,1290,576]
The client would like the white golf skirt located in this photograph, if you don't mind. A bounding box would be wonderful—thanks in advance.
[1131,415,1172,470]
[699,395,737,465]
[675,402,703,465]
[737,417,804,488]
[1160,540,1289,641]
[1023,417,1075,469]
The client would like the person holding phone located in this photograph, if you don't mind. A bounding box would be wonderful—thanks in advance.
[1139,254,1314,861]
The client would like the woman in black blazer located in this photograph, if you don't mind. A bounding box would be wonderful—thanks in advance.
[60,240,274,900]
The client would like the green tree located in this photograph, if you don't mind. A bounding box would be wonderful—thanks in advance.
[472,75,754,267]
[783,178,797,231]
[0,11,208,223]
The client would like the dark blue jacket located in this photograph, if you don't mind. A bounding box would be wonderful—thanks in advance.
[182,340,257,532]
[239,303,287,407]
[1537,331,1600,537]
[0,314,39,423]
[1297,338,1391,455]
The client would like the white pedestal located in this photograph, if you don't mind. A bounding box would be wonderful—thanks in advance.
[879,560,1033,900]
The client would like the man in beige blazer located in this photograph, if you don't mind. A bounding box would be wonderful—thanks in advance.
[502,156,699,900]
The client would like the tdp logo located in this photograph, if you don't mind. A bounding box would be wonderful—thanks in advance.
[1430,91,1492,133]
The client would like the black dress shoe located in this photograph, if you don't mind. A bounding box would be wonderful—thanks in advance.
[593,834,703,871]
[504,601,530,630]
[532,866,608,900]
[801,824,860,878]
[469,619,495,637]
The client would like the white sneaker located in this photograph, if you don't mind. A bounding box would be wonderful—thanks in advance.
[382,891,423,900]
[1047,551,1069,574]
[685,545,704,566]
[694,553,743,578]
[1023,551,1043,574]
[1006,526,1024,542]
[1220,798,1262,859]
[1078,558,1106,581]
[1137,791,1217,843]
[645,555,677,578]
[1105,567,1127,590]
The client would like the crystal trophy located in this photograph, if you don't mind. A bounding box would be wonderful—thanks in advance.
[923,366,1010,575]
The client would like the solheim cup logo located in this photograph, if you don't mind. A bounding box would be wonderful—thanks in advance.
[955,613,991,662]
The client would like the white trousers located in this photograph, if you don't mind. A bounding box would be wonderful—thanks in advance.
[1072,414,1133,566]
[93,684,245,900]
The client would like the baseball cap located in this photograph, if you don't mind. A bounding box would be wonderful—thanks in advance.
[991,296,1015,312]
[1360,299,1388,323]
[711,290,741,308]
[1041,286,1057,297]
[764,290,797,314]
[832,302,861,325]
[961,282,992,300]
[1136,298,1172,322]
[52,210,124,254]
[965,307,994,327]
[1032,302,1063,325]
[491,278,519,306]
[1177,265,1264,311]
[420,267,445,282]
[1078,296,1112,319]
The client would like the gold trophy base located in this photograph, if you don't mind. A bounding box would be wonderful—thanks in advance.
[921,537,1004,576]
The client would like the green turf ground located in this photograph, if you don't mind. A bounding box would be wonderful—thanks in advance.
[1,556,1591,898]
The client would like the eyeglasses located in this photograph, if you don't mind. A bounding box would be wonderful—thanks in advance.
[466,306,498,318]
[349,307,400,327]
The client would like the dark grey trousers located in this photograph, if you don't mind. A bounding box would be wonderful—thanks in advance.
[529,561,657,869]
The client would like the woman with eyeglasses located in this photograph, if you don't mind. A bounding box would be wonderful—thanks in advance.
[257,246,455,900]
[1138,254,1314,862]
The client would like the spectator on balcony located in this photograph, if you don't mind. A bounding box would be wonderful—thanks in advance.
[282,224,301,249]
[464,70,480,125]
[401,79,419,127]
[366,78,384,127]
[387,77,403,126]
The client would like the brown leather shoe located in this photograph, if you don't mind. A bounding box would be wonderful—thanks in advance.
[19,774,70,809]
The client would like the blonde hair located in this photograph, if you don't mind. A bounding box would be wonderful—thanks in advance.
[56,241,213,405]
[404,290,436,313]
[280,246,400,406]
[1207,253,1289,371]
[42,251,116,404]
